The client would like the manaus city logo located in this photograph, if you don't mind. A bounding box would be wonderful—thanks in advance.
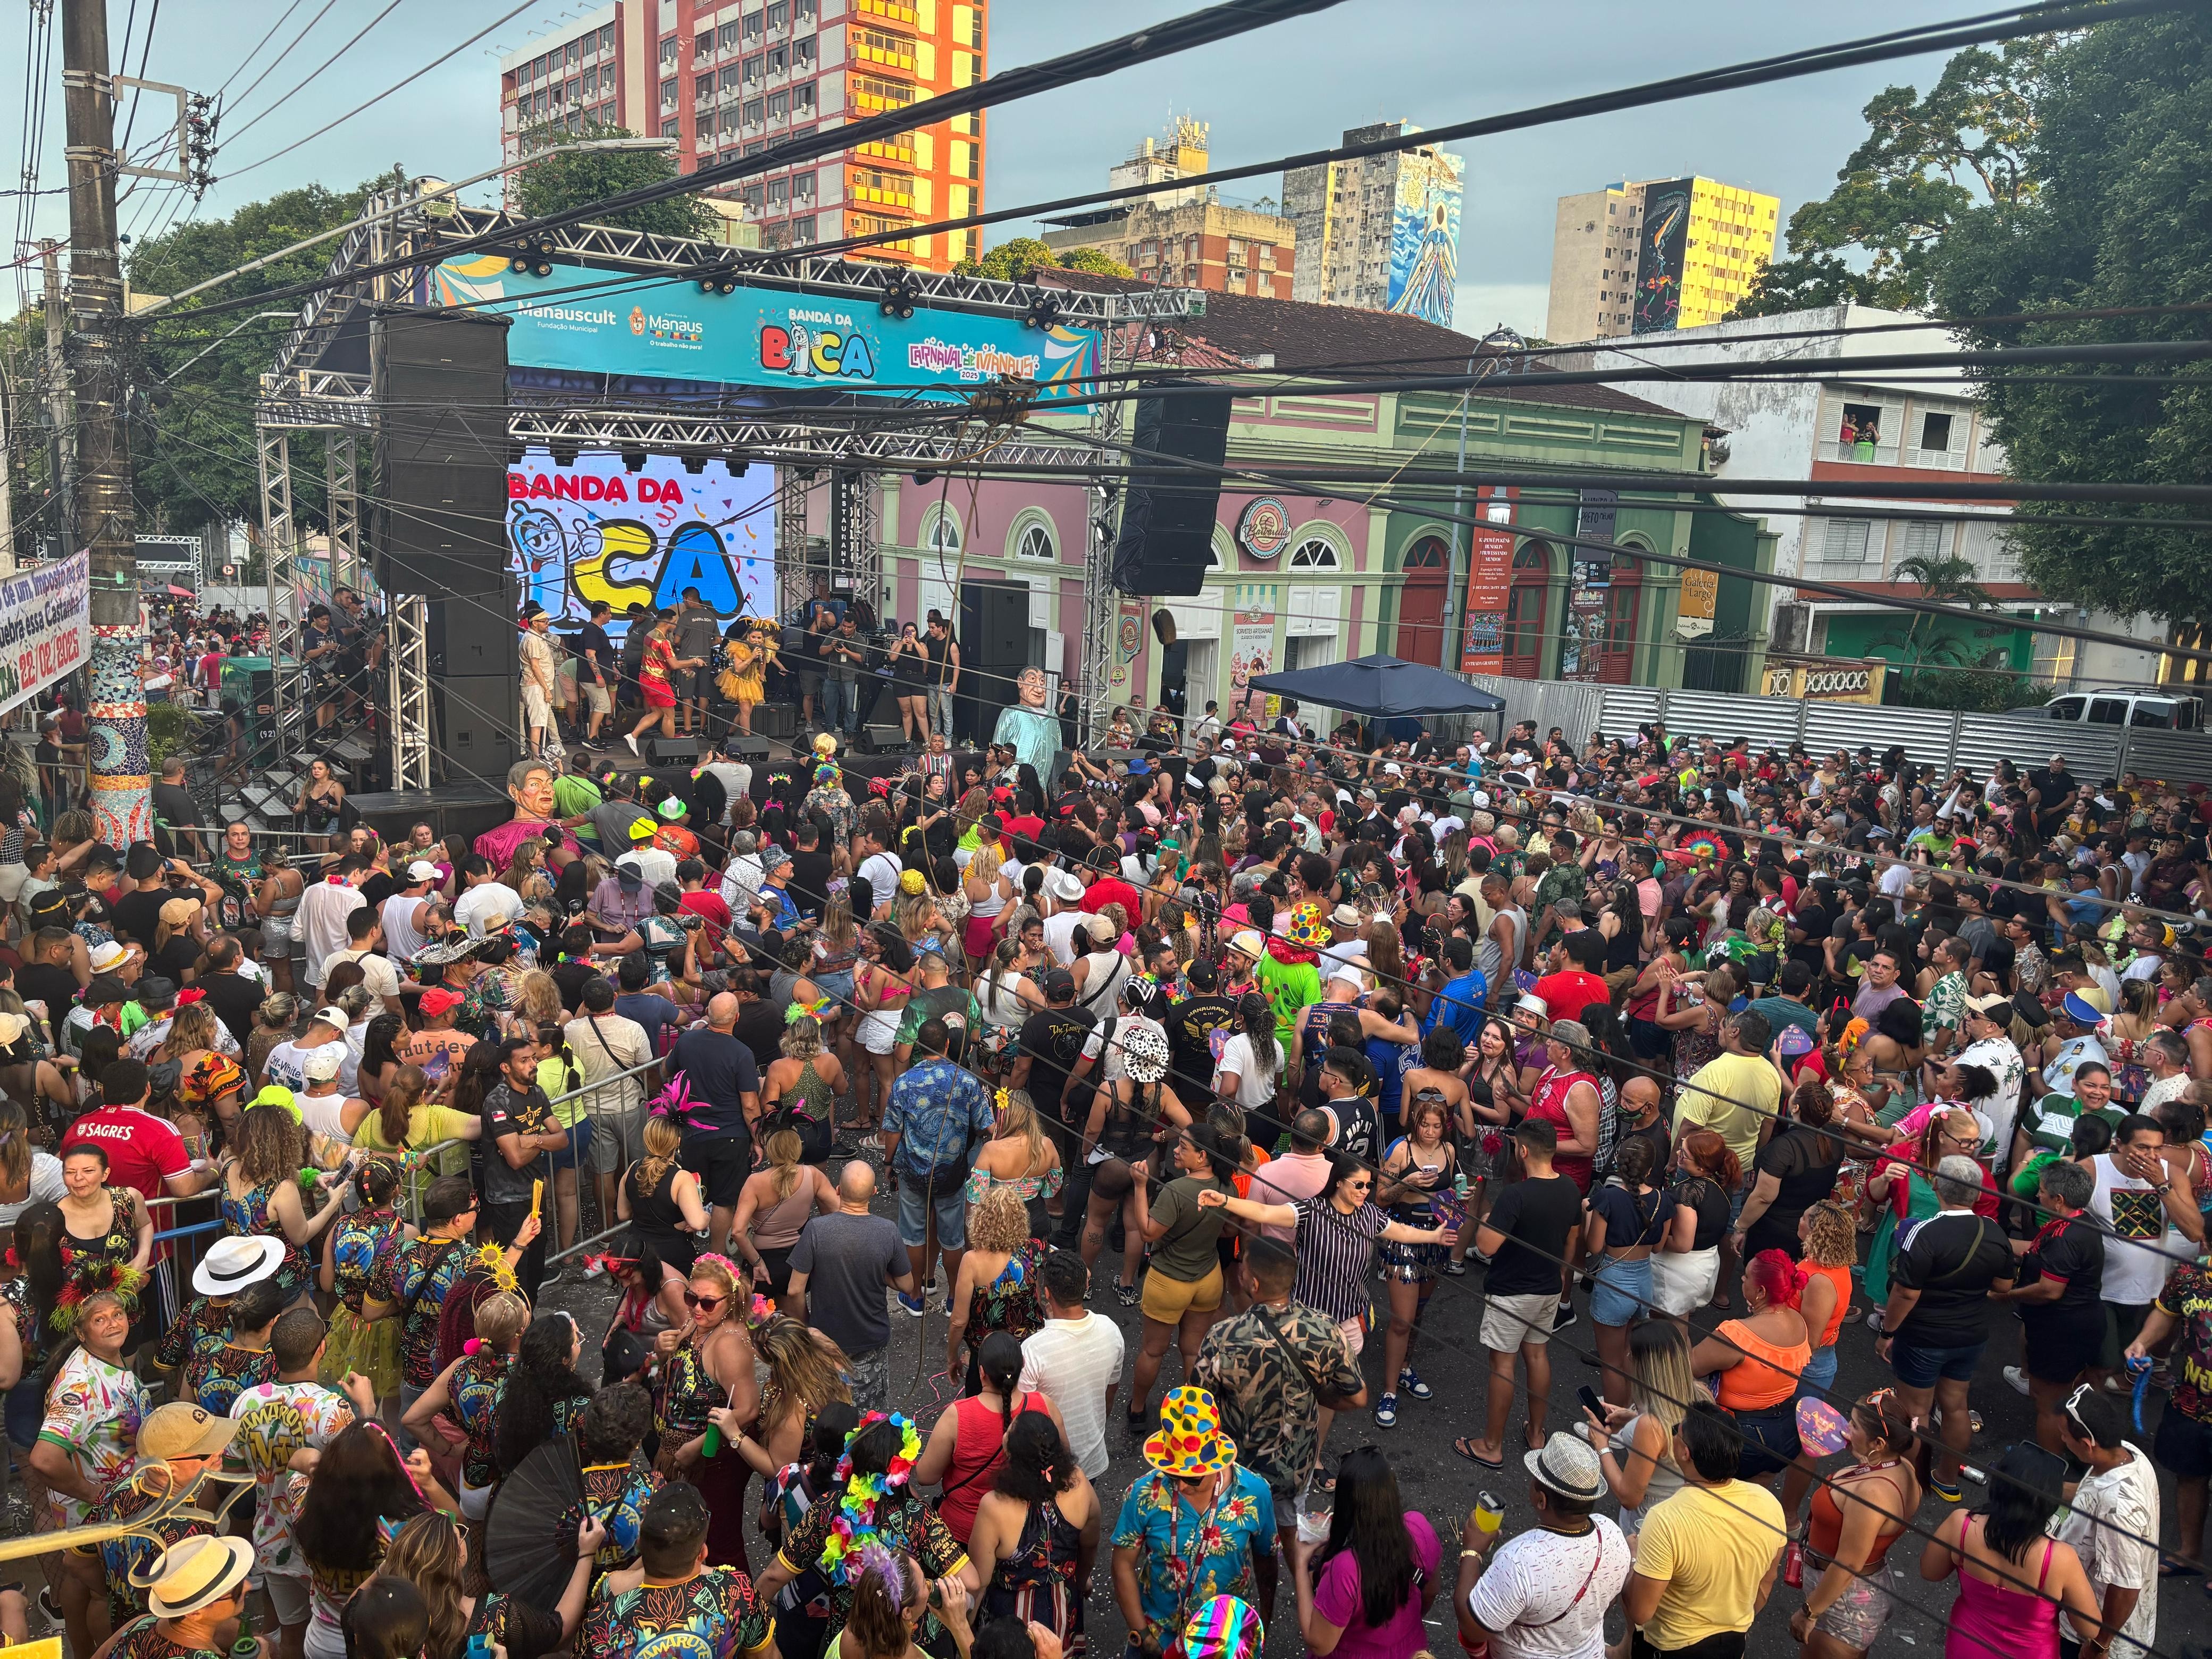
[629,306,646,336]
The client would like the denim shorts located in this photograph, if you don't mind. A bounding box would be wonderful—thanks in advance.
[4,1376,40,1448]
[1800,1342,1838,1398]
[1590,1254,1653,1327]
[1890,1337,1985,1388]
[895,1167,967,1249]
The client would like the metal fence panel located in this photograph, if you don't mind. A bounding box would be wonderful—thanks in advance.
[2117,728,2212,786]
[1599,685,1664,735]
[1955,715,2123,780]
[1803,702,1958,764]
[1662,689,1805,751]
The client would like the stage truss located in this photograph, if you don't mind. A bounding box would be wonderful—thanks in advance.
[256,189,1201,776]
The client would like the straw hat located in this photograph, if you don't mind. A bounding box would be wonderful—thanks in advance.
[138,1535,255,1619]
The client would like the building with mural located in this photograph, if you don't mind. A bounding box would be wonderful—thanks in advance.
[1546,175,1778,343]
[498,0,988,269]
[798,271,1779,732]
[1283,122,1463,328]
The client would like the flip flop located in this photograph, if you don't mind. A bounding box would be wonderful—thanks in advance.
[1453,1437,1504,1470]
[2158,1559,2195,1579]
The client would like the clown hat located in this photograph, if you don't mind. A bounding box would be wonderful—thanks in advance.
[1184,1597,1265,1659]
[1143,1385,1237,1478]
[1283,901,1330,949]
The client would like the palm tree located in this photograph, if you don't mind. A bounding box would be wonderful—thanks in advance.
[1872,551,2009,672]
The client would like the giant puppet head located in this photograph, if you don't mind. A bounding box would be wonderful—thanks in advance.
[507,758,556,821]
[1018,666,1048,709]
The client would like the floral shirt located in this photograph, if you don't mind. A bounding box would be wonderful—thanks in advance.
[330,1206,404,1314]
[578,1566,768,1659]
[88,1464,217,1623]
[801,785,856,850]
[882,1058,995,1182]
[108,1614,225,1659]
[452,1347,514,1490]
[229,1379,356,1576]
[367,1233,472,1386]
[185,1342,279,1417]
[582,1456,664,1571]
[1110,1467,1276,1645]
[154,1293,232,1372]
[40,1347,148,1524]
[1193,1306,1364,1501]
[963,1237,1047,1353]
[1925,970,1967,1040]
[221,1178,314,1295]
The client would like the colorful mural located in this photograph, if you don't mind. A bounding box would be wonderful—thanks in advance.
[88,623,150,847]
[1633,180,1692,336]
[507,450,775,638]
[1387,153,1464,329]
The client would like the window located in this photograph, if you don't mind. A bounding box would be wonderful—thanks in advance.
[793,37,816,68]
[696,73,715,101]
[1288,537,1339,570]
[719,20,740,49]
[1504,543,1550,676]
[767,0,789,27]
[1900,520,1946,563]
[1014,522,1055,563]
[721,65,742,92]
[696,29,714,58]
[1820,518,1872,564]
[600,24,617,51]
[768,45,787,73]
[768,90,789,120]
[743,54,764,82]
[795,0,815,19]
[743,11,764,43]
[744,98,764,126]
[926,512,961,555]
[793,172,815,202]
[567,40,581,67]
[1920,410,1955,451]
[660,36,680,65]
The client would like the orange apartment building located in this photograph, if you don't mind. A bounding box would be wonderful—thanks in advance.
[498,0,986,270]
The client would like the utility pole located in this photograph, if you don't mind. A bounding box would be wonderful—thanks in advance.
[40,240,73,556]
[60,0,146,845]
[0,364,15,574]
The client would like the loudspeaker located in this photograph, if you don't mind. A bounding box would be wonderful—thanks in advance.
[860,723,905,753]
[1110,387,1233,597]
[958,580,1034,745]
[649,737,702,764]
[373,307,512,597]
[727,736,772,761]
[436,673,518,783]
[427,578,521,680]
[754,702,797,740]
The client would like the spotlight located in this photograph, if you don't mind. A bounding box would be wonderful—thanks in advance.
[549,442,579,468]
[1021,288,1062,331]
[509,232,558,278]
[727,458,750,481]
[912,469,934,487]
[697,265,739,295]
[682,454,707,475]
[621,448,648,473]
[878,269,920,320]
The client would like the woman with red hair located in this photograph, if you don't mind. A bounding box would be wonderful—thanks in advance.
[1691,1249,1812,1483]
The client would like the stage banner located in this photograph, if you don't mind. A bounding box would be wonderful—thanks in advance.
[0,549,90,715]
[432,257,1101,403]
[507,450,774,640]
[1460,487,1515,676]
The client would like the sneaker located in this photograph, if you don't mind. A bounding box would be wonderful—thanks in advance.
[1115,1280,1140,1308]
[36,1589,58,1632]
[1441,1260,1469,1277]
[2003,1365,2032,1397]
[623,733,640,755]
[896,1291,925,1318]
[1399,1368,1434,1401]
[1552,1303,1578,1334]
[1374,1393,1398,1429]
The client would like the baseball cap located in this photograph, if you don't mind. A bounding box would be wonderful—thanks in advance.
[1042,968,1076,999]
[406,860,442,883]
[139,1401,240,1461]
[302,1047,343,1083]
[615,857,645,887]
[418,987,465,1018]
[311,1006,348,1030]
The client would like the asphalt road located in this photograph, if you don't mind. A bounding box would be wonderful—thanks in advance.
[539,1184,2199,1659]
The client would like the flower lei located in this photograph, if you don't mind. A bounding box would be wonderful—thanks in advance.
[818,1412,921,1585]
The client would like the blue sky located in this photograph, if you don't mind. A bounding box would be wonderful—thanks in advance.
[7,0,1974,334]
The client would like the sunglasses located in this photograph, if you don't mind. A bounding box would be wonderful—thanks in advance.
[683,1292,727,1311]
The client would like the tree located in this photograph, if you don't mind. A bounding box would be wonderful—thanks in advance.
[1872,551,2011,681]
[510,120,713,240]
[953,238,1132,282]
[1727,38,2054,319]
[1926,12,2212,623]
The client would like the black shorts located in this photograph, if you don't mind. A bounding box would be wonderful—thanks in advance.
[2154,1403,2212,1480]
[2022,1302,2104,1383]
[681,1129,753,1208]
[1633,1630,1746,1659]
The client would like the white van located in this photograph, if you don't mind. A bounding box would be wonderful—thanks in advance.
[2028,689,2203,730]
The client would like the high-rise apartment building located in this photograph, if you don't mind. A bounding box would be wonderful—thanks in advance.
[498,0,987,271]
[1545,175,1777,342]
[1039,118,1296,297]
[1282,121,1463,328]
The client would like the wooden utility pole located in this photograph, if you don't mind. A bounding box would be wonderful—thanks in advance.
[40,239,73,556]
[60,0,146,843]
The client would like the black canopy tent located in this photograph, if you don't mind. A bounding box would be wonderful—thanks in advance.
[1249,652,1507,747]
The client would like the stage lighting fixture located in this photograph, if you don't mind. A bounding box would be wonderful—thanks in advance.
[1021,288,1062,331]
[621,448,648,473]
[509,232,558,278]
[682,454,707,475]
[549,442,579,467]
[912,470,934,487]
[697,266,739,296]
[878,269,920,319]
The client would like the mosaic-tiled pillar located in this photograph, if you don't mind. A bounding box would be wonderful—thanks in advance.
[88,623,149,847]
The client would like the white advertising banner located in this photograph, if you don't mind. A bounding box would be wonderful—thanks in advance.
[0,550,90,715]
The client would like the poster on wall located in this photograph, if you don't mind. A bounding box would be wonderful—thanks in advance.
[1386,148,1465,329]
[1559,559,1608,683]
[506,449,774,641]
[0,549,89,714]
[1632,179,1692,335]
[1460,488,1515,676]
[433,257,1100,403]
[1678,566,1719,640]
[1229,593,1277,707]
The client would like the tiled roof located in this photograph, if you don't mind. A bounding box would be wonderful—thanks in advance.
[1040,269,1686,420]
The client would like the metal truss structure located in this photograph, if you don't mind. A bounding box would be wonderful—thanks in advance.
[254,182,1202,781]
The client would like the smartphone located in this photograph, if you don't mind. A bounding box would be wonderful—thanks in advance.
[1576,1385,1604,1419]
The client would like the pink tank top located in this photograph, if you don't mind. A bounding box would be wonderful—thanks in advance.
[1946,1521,2058,1659]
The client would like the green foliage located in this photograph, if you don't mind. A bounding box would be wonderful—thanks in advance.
[1888,666,2032,713]
[510,120,713,239]
[1726,38,2052,320]
[1927,12,2212,623]
[144,702,199,769]
[952,238,1130,282]
[1870,552,2010,674]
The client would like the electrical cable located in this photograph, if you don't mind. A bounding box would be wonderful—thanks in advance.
[214,0,410,147]
[216,0,341,131]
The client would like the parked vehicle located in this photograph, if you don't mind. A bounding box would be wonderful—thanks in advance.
[2011,689,2203,729]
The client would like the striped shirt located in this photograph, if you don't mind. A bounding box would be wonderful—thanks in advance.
[1290,1196,1389,1323]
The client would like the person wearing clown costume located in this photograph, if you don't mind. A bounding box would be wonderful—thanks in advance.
[752,1411,979,1657]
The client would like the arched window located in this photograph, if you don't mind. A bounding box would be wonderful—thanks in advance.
[1597,550,1643,684]
[1013,522,1054,562]
[1289,537,1339,569]
[1503,542,1551,678]
[1401,537,1446,572]
[924,509,961,555]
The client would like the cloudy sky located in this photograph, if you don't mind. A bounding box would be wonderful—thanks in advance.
[7,0,1971,334]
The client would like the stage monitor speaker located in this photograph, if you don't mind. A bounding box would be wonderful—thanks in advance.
[427,579,520,681]
[860,723,905,754]
[728,736,772,761]
[373,307,512,596]
[435,673,518,783]
[649,738,703,764]
[754,702,797,740]
[958,580,1035,747]
[1110,386,1233,597]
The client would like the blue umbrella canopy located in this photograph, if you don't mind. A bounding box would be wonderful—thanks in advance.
[1248,653,1506,719]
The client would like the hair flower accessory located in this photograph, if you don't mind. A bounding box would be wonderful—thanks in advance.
[472,1241,520,1296]
[785,995,833,1026]
[818,1412,924,1585]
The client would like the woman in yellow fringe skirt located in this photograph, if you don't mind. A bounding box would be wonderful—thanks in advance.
[317,1154,407,1397]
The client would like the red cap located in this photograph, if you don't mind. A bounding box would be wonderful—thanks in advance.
[419,987,465,1017]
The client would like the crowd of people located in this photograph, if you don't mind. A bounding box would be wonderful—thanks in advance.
[0,686,2206,1659]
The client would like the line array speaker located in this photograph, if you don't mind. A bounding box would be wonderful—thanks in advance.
[1110,387,1233,597]
[958,580,1034,746]
[372,306,512,598]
